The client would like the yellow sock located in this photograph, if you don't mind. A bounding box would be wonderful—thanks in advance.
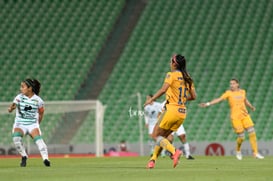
[150,145,162,161]
[249,132,258,154]
[159,138,175,155]
[236,137,244,152]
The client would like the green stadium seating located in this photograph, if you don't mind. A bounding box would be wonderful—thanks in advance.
[1,0,272,146]
[0,0,125,145]
[99,0,273,143]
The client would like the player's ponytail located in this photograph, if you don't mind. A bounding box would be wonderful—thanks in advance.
[172,54,193,89]
[24,78,41,95]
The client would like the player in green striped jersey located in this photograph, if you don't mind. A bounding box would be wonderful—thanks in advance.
[8,78,50,167]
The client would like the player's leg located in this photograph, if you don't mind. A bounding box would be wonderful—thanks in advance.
[149,108,185,167]
[30,127,51,166]
[235,132,244,160]
[231,119,245,160]
[148,124,155,155]
[176,125,194,159]
[12,127,28,167]
[243,116,264,159]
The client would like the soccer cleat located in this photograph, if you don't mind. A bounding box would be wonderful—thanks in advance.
[146,160,155,169]
[187,155,195,160]
[20,156,27,167]
[172,149,182,168]
[236,151,242,160]
[254,153,264,159]
[43,159,51,167]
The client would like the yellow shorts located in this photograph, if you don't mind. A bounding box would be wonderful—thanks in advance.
[231,115,254,133]
[158,105,186,131]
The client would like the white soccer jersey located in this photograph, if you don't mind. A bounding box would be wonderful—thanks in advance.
[144,101,162,126]
[13,93,44,125]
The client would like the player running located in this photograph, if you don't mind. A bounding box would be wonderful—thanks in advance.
[144,54,196,168]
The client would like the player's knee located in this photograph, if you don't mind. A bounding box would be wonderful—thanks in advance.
[13,136,22,147]
[237,132,245,139]
[246,126,255,134]
[155,136,164,145]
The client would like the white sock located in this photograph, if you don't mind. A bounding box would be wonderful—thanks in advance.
[13,136,28,157]
[35,139,49,160]
[184,142,190,158]
[149,139,155,154]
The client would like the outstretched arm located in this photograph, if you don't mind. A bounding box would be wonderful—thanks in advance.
[144,83,169,107]
[245,98,255,111]
[199,97,224,108]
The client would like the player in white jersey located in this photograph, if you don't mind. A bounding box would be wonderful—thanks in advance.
[8,78,50,167]
[161,101,194,159]
[144,95,163,155]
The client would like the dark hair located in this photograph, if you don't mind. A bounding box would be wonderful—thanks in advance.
[231,78,239,83]
[23,78,41,95]
[172,54,193,89]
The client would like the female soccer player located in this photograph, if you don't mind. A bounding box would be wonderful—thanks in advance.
[8,78,51,167]
[199,78,264,160]
[144,54,196,168]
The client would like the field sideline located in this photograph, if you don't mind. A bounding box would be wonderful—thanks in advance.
[0,156,272,181]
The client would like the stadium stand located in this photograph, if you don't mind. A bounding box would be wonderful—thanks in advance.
[0,0,125,144]
[0,0,272,146]
[98,0,273,143]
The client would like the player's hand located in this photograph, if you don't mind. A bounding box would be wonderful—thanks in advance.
[8,107,13,113]
[250,106,256,112]
[144,99,153,107]
[199,103,208,108]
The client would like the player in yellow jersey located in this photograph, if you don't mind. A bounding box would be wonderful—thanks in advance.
[199,78,264,160]
[144,54,196,168]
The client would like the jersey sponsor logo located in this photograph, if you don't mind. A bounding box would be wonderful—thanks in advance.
[178,108,186,113]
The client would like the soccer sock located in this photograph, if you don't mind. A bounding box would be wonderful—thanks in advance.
[150,145,162,161]
[157,136,176,155]
[236,137,244,152]
[13,136,28,157]
[34,136,49,160]
[149,139,155,154]
[248,132,258,154]
[183,142,190,157]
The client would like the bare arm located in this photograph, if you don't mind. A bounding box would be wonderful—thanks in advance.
[144,83,169,107]
[187,88,197,101]
[8,103,16,113]
[245,98,255,111]
[38,107,45,124]
[199,97,224,108]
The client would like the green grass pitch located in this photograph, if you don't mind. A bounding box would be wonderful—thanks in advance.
[0,156,272,181]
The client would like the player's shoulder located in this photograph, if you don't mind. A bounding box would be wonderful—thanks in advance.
[32,94,44,102]
[15,93,24,99]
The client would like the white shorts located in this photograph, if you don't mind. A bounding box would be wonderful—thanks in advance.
[172,124,186,136]
[13,122,42,136]
[148,124,156,135]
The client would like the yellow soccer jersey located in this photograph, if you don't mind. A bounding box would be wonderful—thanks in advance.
[220,89,249,121]
[164,71,194,108]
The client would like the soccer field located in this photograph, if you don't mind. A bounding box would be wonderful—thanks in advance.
[0,156,272,181]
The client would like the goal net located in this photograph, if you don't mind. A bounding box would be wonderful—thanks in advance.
[0,100,106,157]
